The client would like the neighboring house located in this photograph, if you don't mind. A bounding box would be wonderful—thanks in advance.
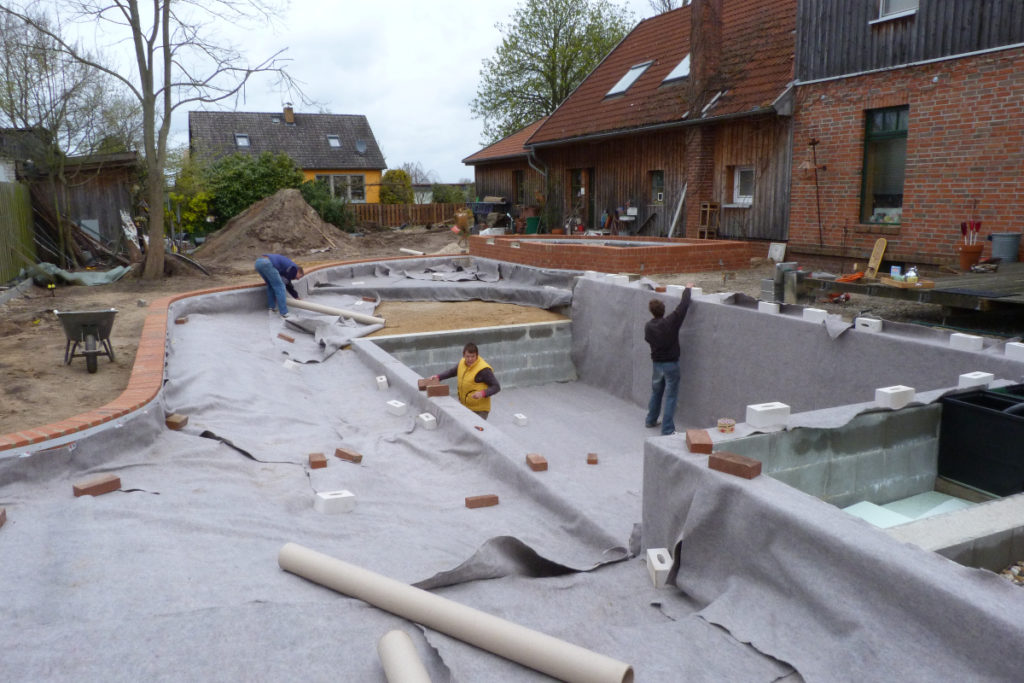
[788,0,1024,268]
[465,1,797,238]
[462,118,548,211]
[188,106,387,204]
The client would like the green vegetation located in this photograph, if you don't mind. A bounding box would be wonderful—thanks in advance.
[299,180,356,232]
[380,169,414,204]
[431,183,467,204]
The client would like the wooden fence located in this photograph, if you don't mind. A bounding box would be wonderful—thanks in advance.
[0,182,35,282]
[351,203,466,228]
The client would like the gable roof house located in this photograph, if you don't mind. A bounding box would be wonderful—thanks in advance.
[462,117,548,211]
[498,0,797,238]
[189,106,387,203]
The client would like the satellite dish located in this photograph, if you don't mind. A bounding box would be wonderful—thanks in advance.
[355,140,367,155]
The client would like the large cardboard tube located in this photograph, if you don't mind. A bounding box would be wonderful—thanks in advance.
[377,630,432,683]
[286,297,385,325]
[278,543,633,683]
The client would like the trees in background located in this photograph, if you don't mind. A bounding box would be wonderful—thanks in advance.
[431,183,467,204]
[199,152,303,229]
[471,0,632,143]
[379,169,413,204]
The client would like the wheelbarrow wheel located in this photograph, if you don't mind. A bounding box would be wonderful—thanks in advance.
[85,333,98,373]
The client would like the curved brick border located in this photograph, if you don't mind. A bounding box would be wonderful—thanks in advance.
[0,255,431,453]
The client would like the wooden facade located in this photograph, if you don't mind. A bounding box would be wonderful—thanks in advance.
[796,0,1024,80]
[471,159,545,209]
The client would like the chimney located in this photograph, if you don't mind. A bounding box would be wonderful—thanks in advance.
[283,103,295,124]
[690,0,723,110]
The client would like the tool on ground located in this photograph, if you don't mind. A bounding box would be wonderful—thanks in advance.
[55,308,118,374]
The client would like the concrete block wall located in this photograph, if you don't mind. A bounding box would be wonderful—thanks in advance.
[371,321,576,390]
[720,405,941,508]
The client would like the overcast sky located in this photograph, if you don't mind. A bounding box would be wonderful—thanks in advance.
[175,0,658,182]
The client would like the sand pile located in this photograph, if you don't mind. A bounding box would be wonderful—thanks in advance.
[194,189,361,267]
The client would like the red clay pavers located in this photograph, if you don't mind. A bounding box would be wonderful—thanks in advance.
[708,452,762,479]
[165,414,188,430]
[73,473,121,497]
[465,494,499,509]
[526,453,548,471]
[685,429,713,454]
[309,452,327,469]
[587,452,599,465]
[426,383,449,397]
[277,333,295,343]
[334,447,363,464]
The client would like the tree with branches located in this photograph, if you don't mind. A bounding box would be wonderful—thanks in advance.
[0,0,298,278]
[470,0,632,144]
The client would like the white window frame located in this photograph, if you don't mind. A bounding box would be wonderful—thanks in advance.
[326,135,341,148]
[317,173,367,203]
[606,61,652,97]
[732,166,754,206]
[875,0,917,22]
[662,54,691,84]
[234,133,250,147]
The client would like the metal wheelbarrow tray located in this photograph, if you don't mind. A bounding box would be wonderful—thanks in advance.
[55,308,118,374]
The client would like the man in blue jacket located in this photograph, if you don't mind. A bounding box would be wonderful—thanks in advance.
[644,286,693,435]
[254,253,304,317]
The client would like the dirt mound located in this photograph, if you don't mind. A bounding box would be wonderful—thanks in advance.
[194,189,362,267]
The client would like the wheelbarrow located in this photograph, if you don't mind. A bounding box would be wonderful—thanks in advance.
[55,308,118,374]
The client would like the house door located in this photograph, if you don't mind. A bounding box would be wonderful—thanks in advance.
[568,168,594,230]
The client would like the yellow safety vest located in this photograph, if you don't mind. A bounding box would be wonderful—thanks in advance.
[457,357,493,413]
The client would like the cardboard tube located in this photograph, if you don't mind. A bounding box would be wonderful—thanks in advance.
[278,543,633,683]
[286,297,385,325]
[377,630,432,683]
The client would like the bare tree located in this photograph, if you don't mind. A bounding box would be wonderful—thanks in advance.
[399,161,439,185]
[0,0,298,278]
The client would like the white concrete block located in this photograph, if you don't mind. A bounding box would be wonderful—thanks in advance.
[314,489,356,514]
[646,547,672,589]
[417,413,437,430]
[584,270,601,279]
[875,385,915,410]
[758,301,780,314]
[513,413,528,426]
[386,399,407,416]
[1005,341,1024,362]
[745,402,790,428]
[855,317,883,333]
[376,375,388,391]
[803,307,828,324]
[666,284,686,297]
[949,332,983,352]
[606,274,630,285]
[689,286,703,297]
[282,359,297,370]
[958,371,994,389]
[351,281,365,285]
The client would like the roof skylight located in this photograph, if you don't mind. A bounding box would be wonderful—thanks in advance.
[606,61,652,97]
[663,54,691,83]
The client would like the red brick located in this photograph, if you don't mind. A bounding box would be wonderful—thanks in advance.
[165,414,188,430]
[73,473,121,497]
[362,296,376,303]
[708,452,762,479]
[654,286,667,293]
[526,453,548,471]
[334,447,363,464]
[426,383,449,397]
[277,333,295,343]
[174,316,188,325]
[685,429,713,454]
[309,452,327,469]
[417,378,432,391]
[587,452,599,465]
[465,494,499,509]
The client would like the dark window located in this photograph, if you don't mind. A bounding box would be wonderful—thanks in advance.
[650,171,664,205]
[514,170,525,205]
[861,106,908,224]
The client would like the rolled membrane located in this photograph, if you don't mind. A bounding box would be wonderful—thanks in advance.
[285,297,385,325]
[377,630,432,683]
[278,543,633,683]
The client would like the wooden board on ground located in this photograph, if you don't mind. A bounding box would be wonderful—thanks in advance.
[879,277,935,289]
[865,238,887,279]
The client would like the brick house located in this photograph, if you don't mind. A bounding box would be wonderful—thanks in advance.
[788,0,1024,269]
[188,106,387,203]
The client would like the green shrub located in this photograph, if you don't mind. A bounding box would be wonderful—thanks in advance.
[299,180,356,232]
[431,183,467,204]
[379,169,413,204]
[203,152,304,227]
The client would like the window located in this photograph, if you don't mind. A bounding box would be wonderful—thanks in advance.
[879,0,917,19]
[327,135,341,148]
[514,170,525,205]
[271,115,281,124]
[732,166,754,206]
[662,54,690,84]
[234,133,250,147]
[315,173,366,203]
[606,61,652,97]
[861,106,908,224]
[650,170,664,205]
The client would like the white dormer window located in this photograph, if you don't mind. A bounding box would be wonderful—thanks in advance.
[662,54,691,83]
[606,61,652,97]
[327,135,341,148]
[234,133,250,147]
[878,0,917,19]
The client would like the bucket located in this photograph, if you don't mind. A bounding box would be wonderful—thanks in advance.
[956,243,984,271]
[525,216,540,234]
[989,233,1022,262]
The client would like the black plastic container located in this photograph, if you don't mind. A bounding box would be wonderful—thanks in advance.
[938,388,1024,497]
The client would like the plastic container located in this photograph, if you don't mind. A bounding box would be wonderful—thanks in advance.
[938,388,1024,497]
[525,217,540,234]
[989,233,1022,262]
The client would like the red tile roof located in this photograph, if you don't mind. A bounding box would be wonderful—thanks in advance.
[462,117,548,164]
[528,1,795,146]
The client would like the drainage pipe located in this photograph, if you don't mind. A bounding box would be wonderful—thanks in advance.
[278,543,633,683]
[377,630,432,683]
[286,298,385,325]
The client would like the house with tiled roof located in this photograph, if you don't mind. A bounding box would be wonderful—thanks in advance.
[462,118,547,209]
[189,106,387,203]
[464,0,797,238]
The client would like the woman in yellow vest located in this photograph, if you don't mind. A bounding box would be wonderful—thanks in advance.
[430,342,501,420]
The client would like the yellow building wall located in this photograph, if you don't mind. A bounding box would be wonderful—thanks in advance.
[302,169,382,204]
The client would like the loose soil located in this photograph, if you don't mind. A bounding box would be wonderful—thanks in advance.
[0,189,965,437]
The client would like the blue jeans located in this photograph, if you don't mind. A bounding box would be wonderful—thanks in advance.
[254,257,288,315]
[646,361,680,435]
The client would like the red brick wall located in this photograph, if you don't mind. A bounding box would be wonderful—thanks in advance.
[789,47,1024,267]
[469,235,757,274]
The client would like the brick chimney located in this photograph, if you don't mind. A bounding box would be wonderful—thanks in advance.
[690,0,723,112]
[283,103,295,124]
